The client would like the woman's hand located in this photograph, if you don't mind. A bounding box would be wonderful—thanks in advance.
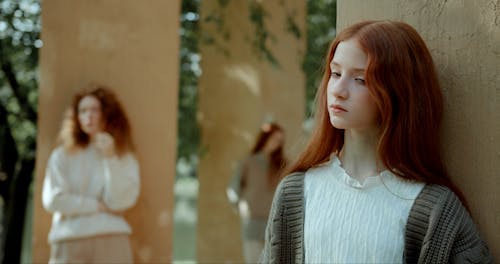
[95,132,116,157]
[98,201,115,214]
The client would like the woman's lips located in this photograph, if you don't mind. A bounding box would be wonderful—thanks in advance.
[330,104,347,113]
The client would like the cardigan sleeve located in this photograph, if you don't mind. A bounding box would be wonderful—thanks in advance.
[259,173,286,264]
[260,172,305,264]
[42,148,100,216]
[417,185,494,264]
[101,153,141,211]
[447,195,493,263]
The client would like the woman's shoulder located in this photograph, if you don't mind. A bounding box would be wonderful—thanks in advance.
[48,145,69,162]
[415,184,458,207]
[108,151,139,168]
[408,185,493,262]
[119,150,138,160]
[409,184,469,228]
[281,171,306,184]
[412,185,460,212]
[46,146,79,170]
[274,172,305,197]
[270,172,306,212]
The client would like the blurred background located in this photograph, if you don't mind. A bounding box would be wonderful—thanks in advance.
[1,0,499,263]
[0,0,336,263]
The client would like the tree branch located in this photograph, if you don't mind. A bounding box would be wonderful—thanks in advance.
[0,40,37,123]
[0,101,19,199]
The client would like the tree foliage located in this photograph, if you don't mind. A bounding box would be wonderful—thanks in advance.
[0,0,40,263]
[177,0,201,178]
[303,0,337,117]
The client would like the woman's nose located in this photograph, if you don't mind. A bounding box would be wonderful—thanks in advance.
[331,78,349,99]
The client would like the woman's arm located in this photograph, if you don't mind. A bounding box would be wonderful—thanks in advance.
[101,153,140,211]
[259,175,284,263]
[448,196,493,263]
[415,185,494,263]
[226,160,247,209]
[260,172,305,263]
[42,149,101,216]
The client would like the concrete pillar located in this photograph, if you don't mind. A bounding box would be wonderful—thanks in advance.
[338,0,500,259]
[33,0,180,262]
[197,0,306,262]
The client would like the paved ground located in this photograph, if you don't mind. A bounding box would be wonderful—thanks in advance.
[173,177,198,263]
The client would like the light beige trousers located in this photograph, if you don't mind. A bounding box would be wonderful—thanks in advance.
[49,234,132,264]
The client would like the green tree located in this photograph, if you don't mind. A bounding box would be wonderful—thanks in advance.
[177,0,201,178]
[303,0,337,117]
[0,0,40,263]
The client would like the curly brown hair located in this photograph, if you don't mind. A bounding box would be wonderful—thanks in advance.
[58,83,135,156]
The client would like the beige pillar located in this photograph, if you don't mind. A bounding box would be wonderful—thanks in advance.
[33,0,180,262]
[338,0,500,259]
[197,0,306,262]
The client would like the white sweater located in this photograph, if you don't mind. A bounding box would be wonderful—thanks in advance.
[42,145,140,243]
[303,156,424,263]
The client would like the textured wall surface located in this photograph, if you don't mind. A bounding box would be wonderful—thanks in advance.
[33,0,179,262]
[197,0,306,262]
[338,0,500,260]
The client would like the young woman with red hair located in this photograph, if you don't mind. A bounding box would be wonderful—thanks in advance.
[260,21,492,263]
[227,122,286,263]
[42,84,140,263]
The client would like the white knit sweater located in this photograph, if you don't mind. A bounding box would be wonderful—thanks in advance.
[42,145,140,243]
[303,156,424,263]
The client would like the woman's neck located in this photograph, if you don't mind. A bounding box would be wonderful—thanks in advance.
[339,129,383,182]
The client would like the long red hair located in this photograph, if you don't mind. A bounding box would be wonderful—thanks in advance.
[288,20,466,203]
[58,83,135,156]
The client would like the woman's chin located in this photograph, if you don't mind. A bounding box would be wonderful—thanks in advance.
[330,119,346,130]
[82,129,98,137]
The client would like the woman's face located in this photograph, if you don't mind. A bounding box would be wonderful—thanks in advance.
[263,130,284,153]
[78,95,104,137]
[326,38,379,132]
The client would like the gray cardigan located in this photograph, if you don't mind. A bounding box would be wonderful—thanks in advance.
[260,172,493,263]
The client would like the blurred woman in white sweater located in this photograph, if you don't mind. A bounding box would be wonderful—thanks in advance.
[42,83,140,264]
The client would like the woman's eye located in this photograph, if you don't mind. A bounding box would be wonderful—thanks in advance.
[331,72,341,78]
[354,78,366,85]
